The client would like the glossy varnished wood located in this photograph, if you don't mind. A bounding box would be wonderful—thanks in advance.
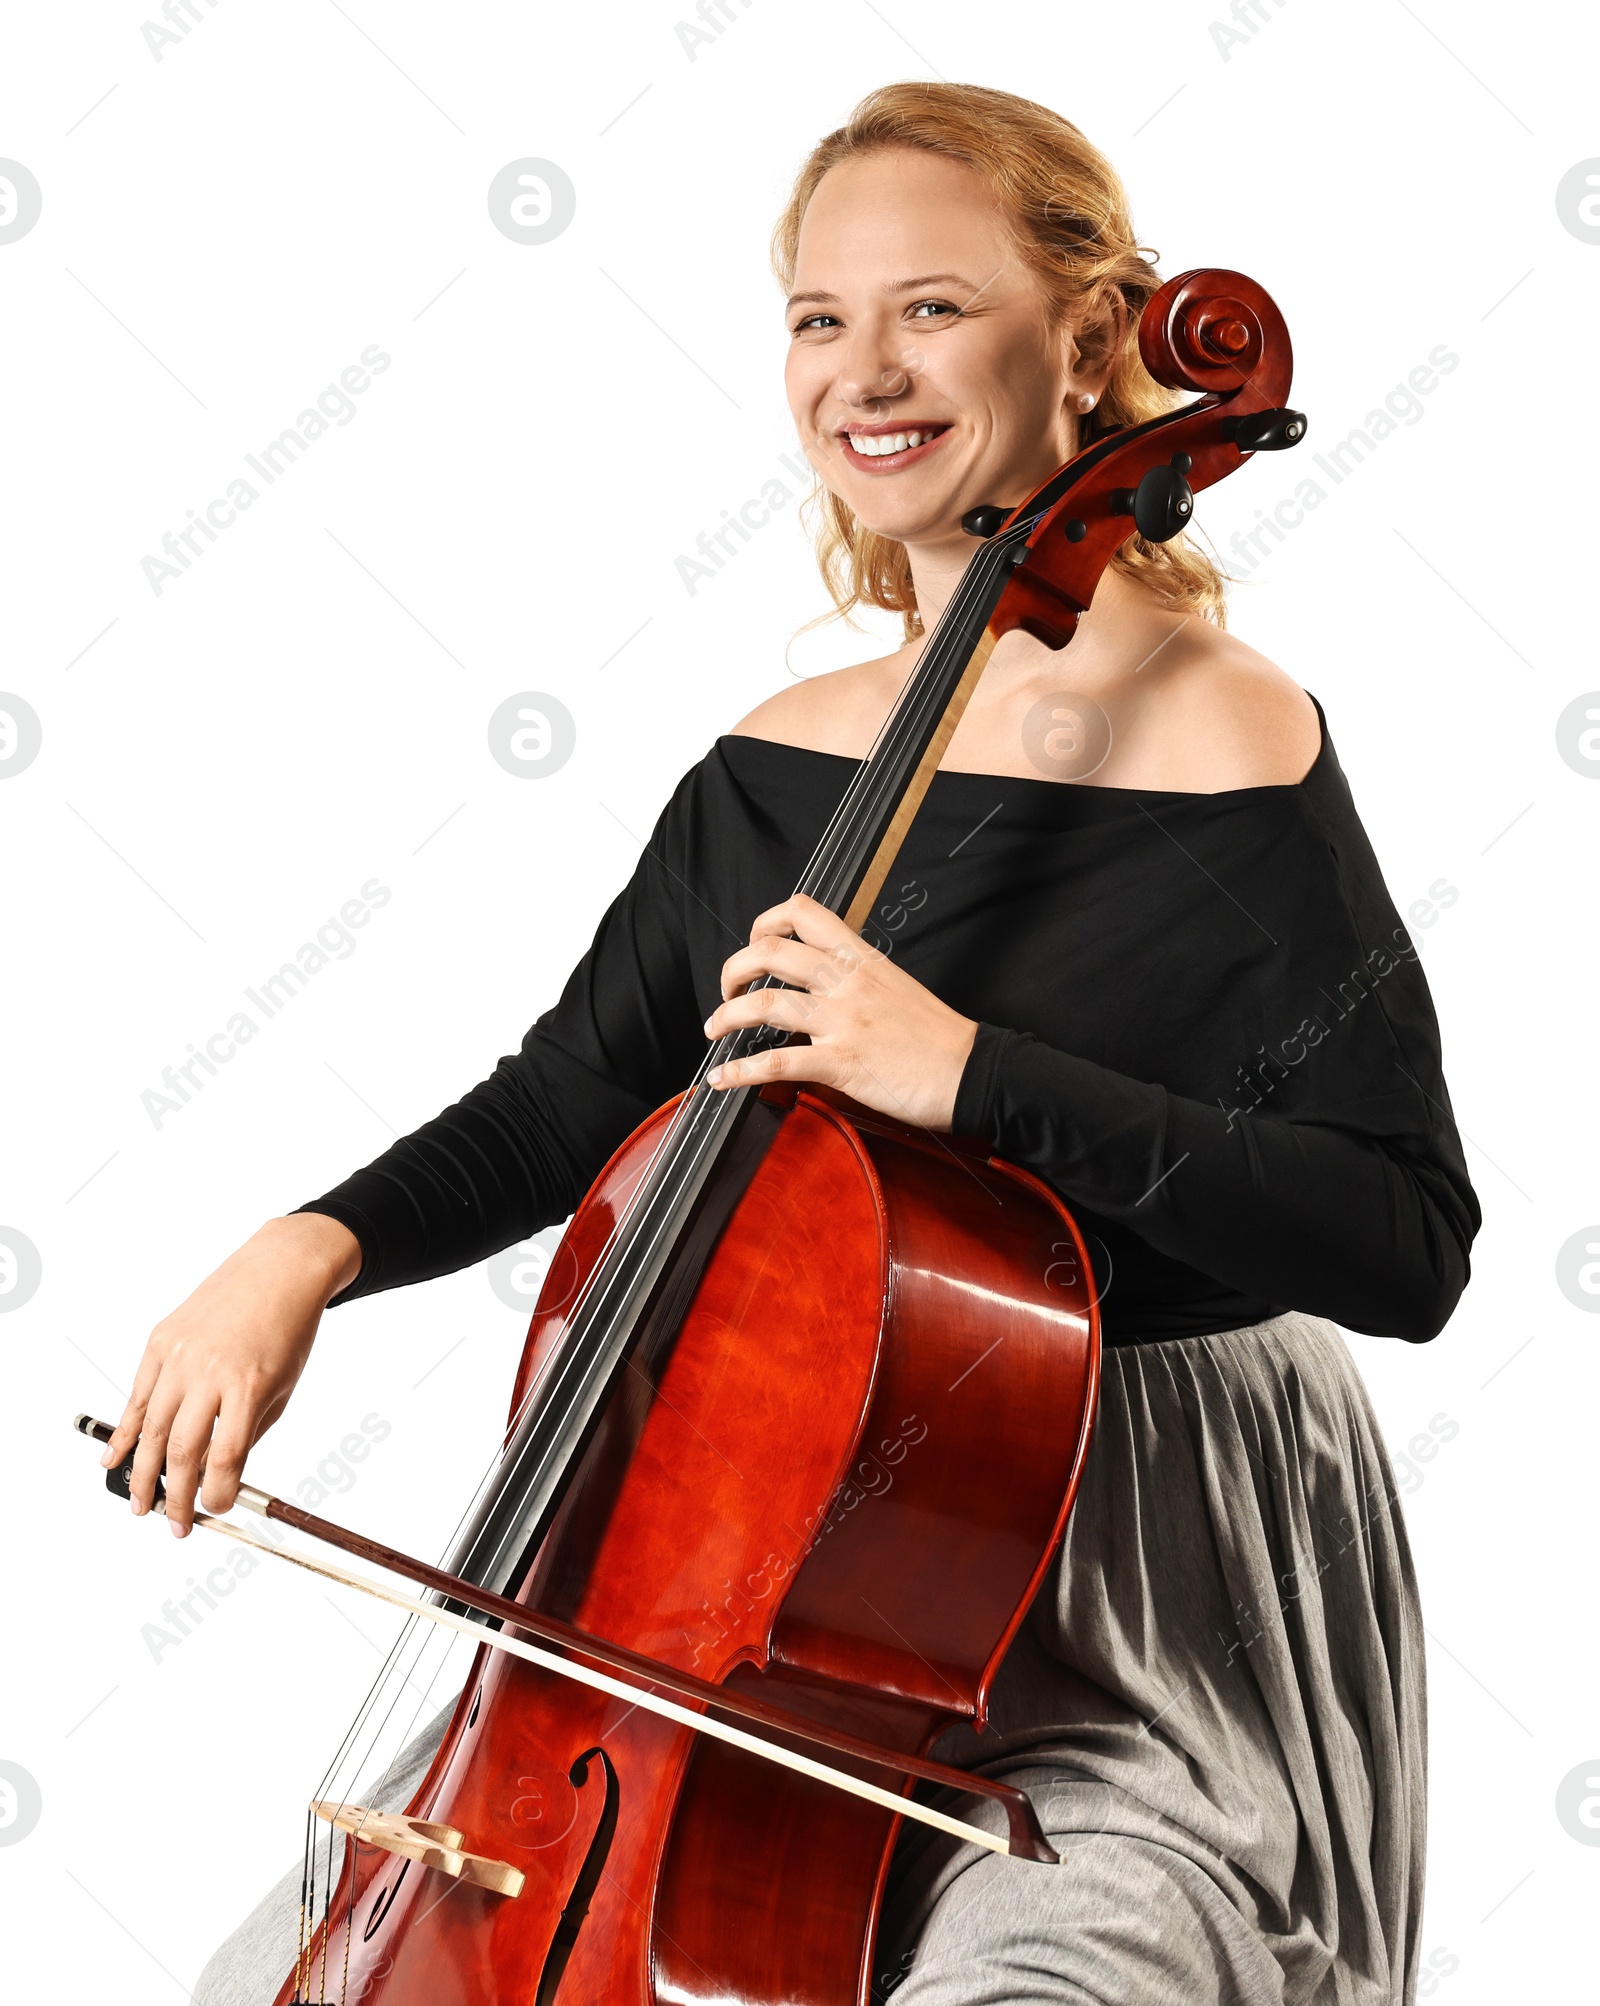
[277,1091,1094,2003]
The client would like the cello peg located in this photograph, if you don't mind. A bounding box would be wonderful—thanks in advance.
[1227,407,1308,452]
[1110,464,1195,544]
[961,504,1008,538]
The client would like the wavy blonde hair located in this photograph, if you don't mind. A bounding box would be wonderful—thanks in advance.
[772,81,1229,640]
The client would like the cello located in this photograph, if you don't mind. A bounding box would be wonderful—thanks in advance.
[82,266,1303,2003]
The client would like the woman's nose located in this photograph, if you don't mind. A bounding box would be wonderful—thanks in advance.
[836,332,920,416]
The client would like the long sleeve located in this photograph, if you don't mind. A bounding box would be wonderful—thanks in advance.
[296,771,710,1305]
[953,1023,1479,1342]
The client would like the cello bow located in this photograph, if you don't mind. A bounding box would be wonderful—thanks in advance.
[75,1413,1058,1863]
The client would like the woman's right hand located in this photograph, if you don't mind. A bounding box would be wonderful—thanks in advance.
[101,1212,364,1538]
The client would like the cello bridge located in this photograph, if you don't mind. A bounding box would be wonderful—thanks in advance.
[311,1800,525,1898]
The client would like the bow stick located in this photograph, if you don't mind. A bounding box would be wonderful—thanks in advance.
[74,1414,1057,1865]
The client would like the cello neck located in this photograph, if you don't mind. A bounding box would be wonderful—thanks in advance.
[795,527,1024,931]
[437,527,1029,1602]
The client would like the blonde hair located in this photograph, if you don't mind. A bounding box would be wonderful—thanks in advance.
[772,81,1229,640]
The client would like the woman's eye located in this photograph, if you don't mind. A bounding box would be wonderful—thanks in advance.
[908,300,959,321]
[791,312,840,333]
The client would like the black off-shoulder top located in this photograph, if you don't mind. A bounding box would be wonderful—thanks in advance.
[298,701,1479,1345]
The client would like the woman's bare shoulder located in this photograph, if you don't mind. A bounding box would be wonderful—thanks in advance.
[730,650,910,760]
[1144,620,1323,790]
[723,615,1320,790]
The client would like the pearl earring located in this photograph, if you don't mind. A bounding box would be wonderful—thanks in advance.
[1075,391,1097,414]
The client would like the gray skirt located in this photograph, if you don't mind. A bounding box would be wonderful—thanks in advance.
[197,1311,1424,2006]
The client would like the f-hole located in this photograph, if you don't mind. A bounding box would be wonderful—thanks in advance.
[534,1747,620,2006]
[364,1858,409,1941]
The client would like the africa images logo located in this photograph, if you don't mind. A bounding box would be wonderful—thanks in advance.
[139,346,392,596]
[0,159,42,246]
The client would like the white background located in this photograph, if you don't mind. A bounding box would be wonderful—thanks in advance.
[2,0,1596,1998]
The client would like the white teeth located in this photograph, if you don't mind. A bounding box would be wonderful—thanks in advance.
[849,427,936,457]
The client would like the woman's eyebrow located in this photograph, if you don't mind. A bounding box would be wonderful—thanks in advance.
[786,272,978,310]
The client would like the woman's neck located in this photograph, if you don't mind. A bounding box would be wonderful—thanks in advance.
[903,536,1185,696]
[901,529,986,640]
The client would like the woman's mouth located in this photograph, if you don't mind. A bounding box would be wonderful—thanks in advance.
[837,422,952,472]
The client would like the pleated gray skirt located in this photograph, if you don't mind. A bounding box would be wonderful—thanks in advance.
[196,1311,1425,2006]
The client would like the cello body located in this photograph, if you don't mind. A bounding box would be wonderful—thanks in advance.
[280,1086,1098,2003]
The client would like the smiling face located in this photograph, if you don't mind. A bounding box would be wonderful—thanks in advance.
[784,148,1107,554]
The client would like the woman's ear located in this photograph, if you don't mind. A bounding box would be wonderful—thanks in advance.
[1064,283,1129,404]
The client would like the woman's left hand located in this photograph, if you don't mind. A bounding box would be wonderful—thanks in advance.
[704,895,978,1131]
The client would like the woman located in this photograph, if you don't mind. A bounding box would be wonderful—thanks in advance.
[117,83,1477,2006]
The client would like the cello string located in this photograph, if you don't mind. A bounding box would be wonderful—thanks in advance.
[203,1504,1030,1861]
[316,525,1036,1775]
[796,526,1033,903]
[317,1830,333,2005]
[503,432,1190,1544]
[300,1591,488,1980]
[294,1806,310,2001]
[296,1612,443,1986]
[331,1620,465,1834]
[430,527,1032,1598]
[318,1615,464,1853]
[507,528,1021,1342]
[302,517,1035,1825]
[296,1320,592,1877]
[311,1616,422,1801]
[341,1847,356,2006]
[304,1618,428,1908]
[291,1321,585,1919]
[286,495,1084,1956]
